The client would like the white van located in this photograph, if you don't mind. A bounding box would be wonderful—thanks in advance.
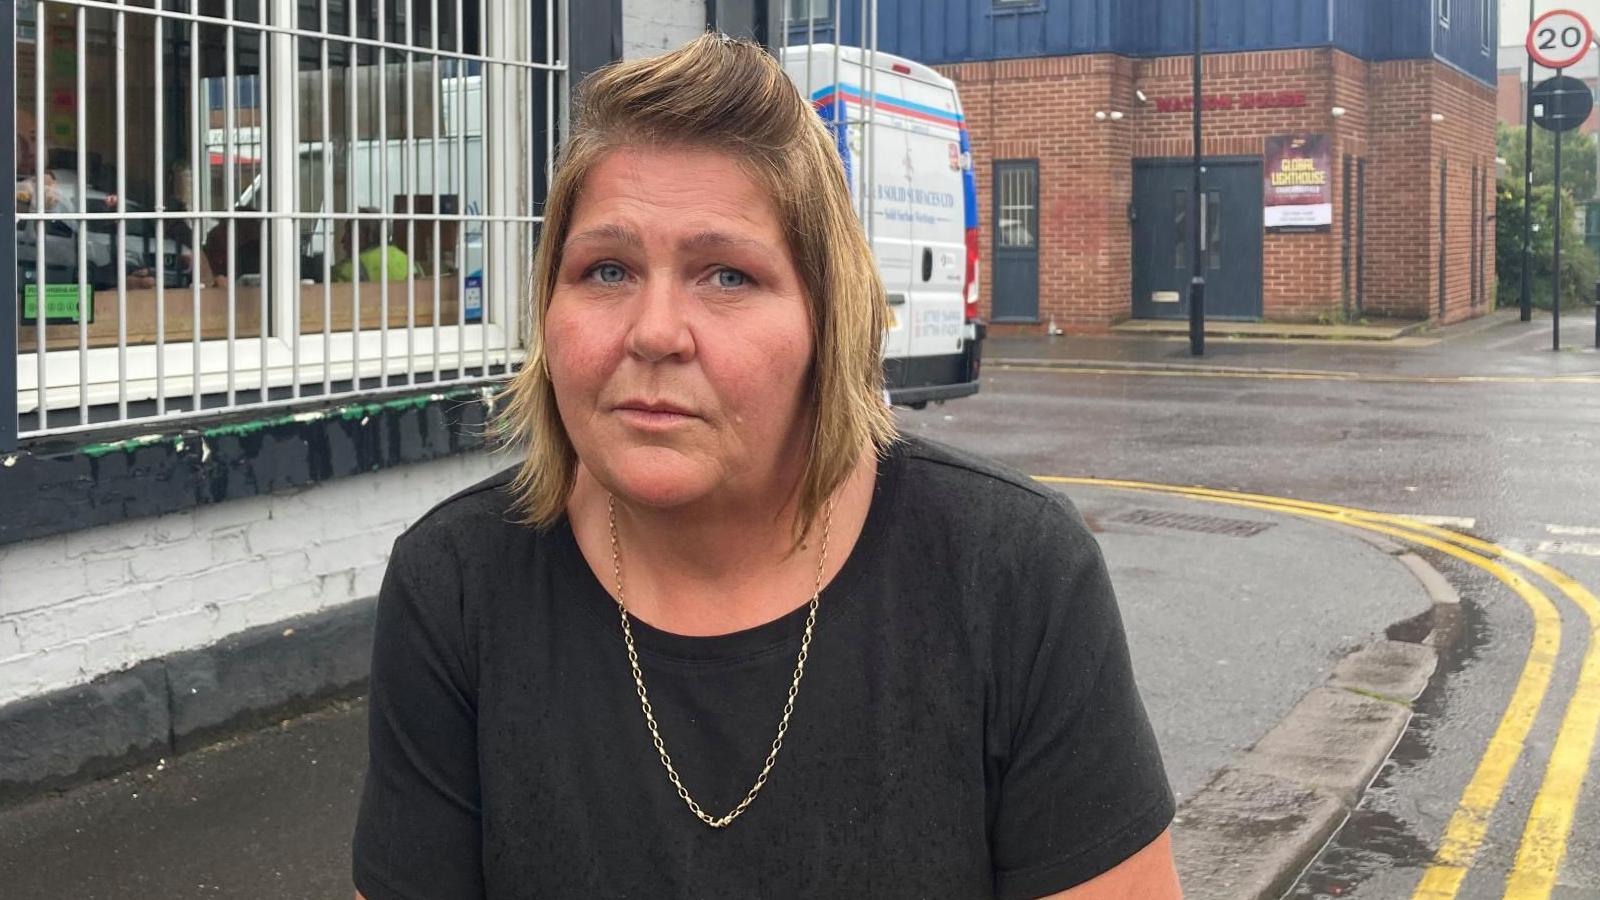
[781,44,984,409]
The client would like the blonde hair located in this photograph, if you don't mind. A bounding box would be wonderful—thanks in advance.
[499,33,896,540]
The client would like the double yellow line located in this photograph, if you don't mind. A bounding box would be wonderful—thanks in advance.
[1032,476,1600,898]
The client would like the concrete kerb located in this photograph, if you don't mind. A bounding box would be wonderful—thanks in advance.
[1108,320,1429,341]
[991,357,1359,379]
[0,597,376,807]
[1172,532,1458,899]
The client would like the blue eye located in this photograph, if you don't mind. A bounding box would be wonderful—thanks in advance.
[716,268,748,288]
[591,263,626,284]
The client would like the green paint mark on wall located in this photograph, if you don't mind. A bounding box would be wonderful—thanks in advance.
[80,433,177,458]
[72,383,509,457]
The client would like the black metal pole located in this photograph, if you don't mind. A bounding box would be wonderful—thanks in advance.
[1439,159,1447,320]
[1356,156,1366,315]
[1341,154,1352,320]
[1554,110,1563,351]
[1522,1,1536,322]
[0,0,16,451]
[1593,279,1599,348]
[1189,0,1205,356]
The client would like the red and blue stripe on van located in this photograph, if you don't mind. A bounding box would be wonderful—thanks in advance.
[809,84,982,323]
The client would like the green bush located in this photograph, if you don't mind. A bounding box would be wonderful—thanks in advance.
[1496,124,1599,311]
[1498,122,1598,201]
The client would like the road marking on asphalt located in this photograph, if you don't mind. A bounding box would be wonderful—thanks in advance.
[1508,538,1600,559]
[995,363,1600,386]
[1531,540,1600,558]
[1503,561,1600,899]
[1546,524,1600,537]
[1034,476,1596,899]
[1392,514,1478,531]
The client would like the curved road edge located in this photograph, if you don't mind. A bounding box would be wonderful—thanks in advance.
[1169,547,1458,900]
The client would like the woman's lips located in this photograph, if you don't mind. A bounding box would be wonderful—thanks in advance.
[613,405,699,429]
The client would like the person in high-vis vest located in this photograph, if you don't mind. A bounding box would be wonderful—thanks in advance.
[333,210,420,282]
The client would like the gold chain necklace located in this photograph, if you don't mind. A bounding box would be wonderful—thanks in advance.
[607,494,833,829]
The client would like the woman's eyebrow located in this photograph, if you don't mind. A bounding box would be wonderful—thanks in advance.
[563,225,769,255]
[681,231,768,253]
[564,223,642,251]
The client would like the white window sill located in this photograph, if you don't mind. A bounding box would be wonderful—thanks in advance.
[16,324,519,415]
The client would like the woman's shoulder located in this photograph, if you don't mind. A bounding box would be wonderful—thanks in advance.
[884,434,1100,570]
[892,434,1074,522]
[390,462,534,564]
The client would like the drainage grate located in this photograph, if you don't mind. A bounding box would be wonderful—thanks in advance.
[1112,508,1276,538]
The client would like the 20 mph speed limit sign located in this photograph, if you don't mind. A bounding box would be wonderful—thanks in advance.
[1528,9,1594,70]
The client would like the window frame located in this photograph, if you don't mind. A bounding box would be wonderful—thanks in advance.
[995,159,1038,251]
[788,0,833,26]
[13,0,553,431]
[990,0,1047,14]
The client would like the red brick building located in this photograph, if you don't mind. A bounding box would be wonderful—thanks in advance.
[797,1,1501,333]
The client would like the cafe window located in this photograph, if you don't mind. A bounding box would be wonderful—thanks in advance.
[13,0,561,435]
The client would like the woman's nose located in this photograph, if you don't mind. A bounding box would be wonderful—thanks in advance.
[623,275,696,363]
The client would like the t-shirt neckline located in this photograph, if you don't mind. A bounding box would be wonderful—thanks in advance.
[554,439,906,664]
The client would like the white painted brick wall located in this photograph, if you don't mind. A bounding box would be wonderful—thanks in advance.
[624,0,706,59]
[0,449,517,708]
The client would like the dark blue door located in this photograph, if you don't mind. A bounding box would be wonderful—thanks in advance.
[1132,160,1262,320]
[992,159,1039,322]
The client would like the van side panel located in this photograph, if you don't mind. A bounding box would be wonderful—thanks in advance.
[782,45,982,405]
[881,76,967,362]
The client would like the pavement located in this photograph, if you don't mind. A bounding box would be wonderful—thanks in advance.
[1108,315,1427,341]
[990,307,1600,380]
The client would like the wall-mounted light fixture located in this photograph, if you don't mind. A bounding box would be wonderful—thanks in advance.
[1330,106,1347,118]
[1109,110,1125,121]
[1135,89,1149,103]
[1094,110,1108,121]
[1430,113,1445,123]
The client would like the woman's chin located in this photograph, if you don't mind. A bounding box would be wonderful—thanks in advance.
[602,452,720,510]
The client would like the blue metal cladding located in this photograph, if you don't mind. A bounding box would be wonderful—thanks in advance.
[1331,0,1370,57]
[1430,0,1496,83]
[1363,2,1432,63]
[1114,0,1331,58]
[787,0,1494,85]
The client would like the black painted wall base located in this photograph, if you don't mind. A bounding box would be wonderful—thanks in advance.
[1,384,507,548]
[0,596,377,809]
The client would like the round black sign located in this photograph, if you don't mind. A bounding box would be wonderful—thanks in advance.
[1531,75,1594,133]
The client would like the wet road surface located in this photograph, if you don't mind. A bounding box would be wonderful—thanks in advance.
[912,317,1600,897]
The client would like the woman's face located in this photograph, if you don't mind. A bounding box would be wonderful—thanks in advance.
[546,146,815,511]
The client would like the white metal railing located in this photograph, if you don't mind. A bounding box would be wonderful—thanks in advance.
[779,0,879,243]
[12,0,564,440]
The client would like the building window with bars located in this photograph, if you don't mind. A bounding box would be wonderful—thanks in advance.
[787,0,831,24]
[11,0,563,441]
[997,164,1037,249]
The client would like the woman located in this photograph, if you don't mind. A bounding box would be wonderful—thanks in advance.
[353,34,1178,899]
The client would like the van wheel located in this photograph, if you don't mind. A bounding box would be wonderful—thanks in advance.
[907,401,928,410]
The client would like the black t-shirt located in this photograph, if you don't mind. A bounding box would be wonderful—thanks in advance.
[353,436,1173,899]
